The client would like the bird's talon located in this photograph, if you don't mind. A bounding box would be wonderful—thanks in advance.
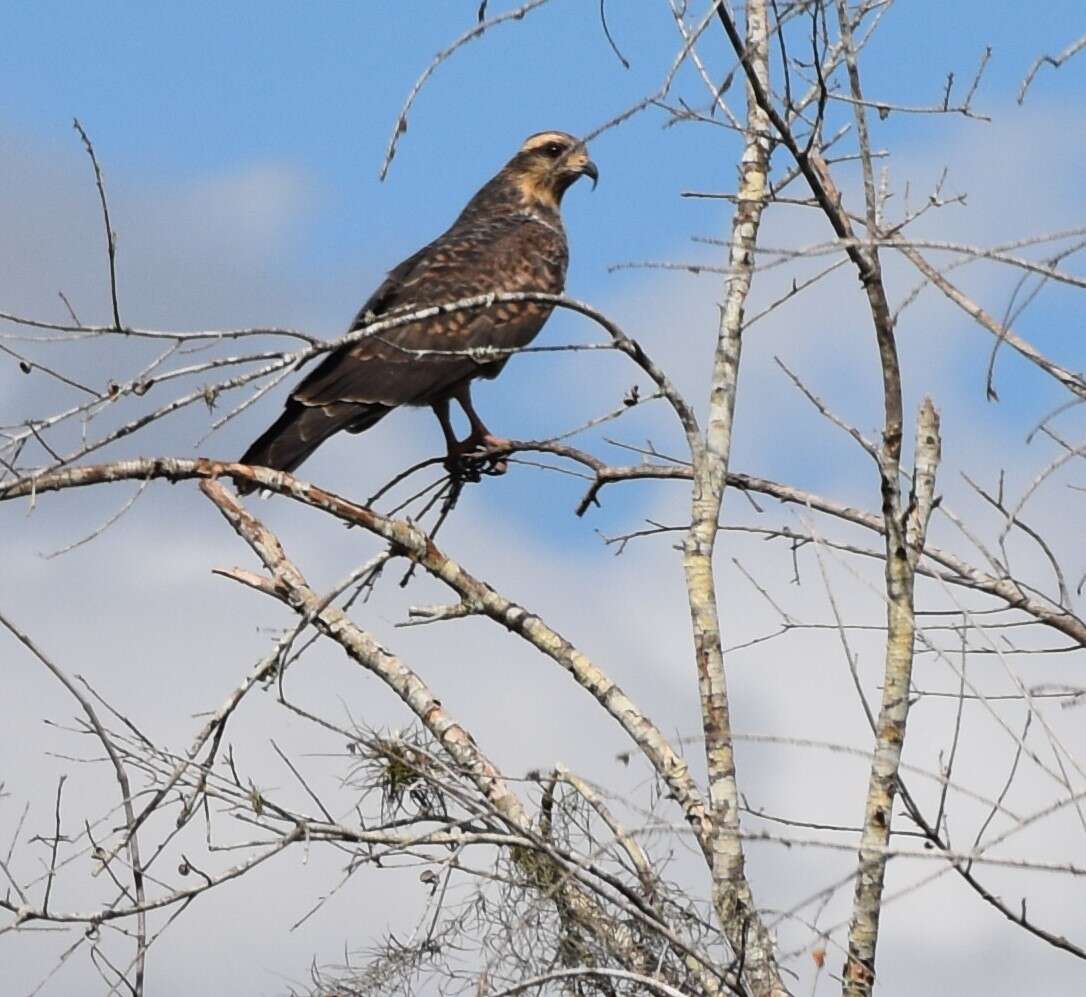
[444,453,481,482]
[443,444,509,481]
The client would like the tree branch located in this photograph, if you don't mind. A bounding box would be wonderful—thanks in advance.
[844,399,941,994]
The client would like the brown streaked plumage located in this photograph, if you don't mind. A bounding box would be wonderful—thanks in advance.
[237,131,597,493]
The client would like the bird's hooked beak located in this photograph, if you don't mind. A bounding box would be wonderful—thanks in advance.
[566,147,599,190]
[581,159,600,190]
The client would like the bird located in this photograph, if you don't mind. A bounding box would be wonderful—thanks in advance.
[236,130,598,494]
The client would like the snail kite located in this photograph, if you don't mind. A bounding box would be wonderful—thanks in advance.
[237,131,597,491]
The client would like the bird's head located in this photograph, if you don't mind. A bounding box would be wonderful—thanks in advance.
[507,131,599,209]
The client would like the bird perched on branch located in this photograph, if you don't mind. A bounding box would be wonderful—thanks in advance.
[237,130,597,493]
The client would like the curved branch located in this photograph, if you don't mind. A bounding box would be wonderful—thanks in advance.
[5,455,1084,650]
[198,479,701,985]
[379,0,556,180]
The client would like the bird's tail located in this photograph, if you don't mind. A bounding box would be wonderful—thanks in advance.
[236,401,386,494]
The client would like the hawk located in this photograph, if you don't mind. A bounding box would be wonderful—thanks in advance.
[237,130,597,492]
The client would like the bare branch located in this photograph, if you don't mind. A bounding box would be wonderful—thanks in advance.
[845,399,941,995]
[0,611,147,991]
[1019,31,1086,103]
[72,119,123,331]
[379,0,555,179]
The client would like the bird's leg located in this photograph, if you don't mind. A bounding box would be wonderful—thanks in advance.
[454,384,509,474]
[454,384,509,452]
[432,398,478,478]
[432,398,459,453]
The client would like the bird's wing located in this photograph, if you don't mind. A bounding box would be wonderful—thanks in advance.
[347,243,434,330]
[293,217,567,410]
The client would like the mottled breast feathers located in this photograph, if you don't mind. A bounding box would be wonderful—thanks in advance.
[293,190,569,411]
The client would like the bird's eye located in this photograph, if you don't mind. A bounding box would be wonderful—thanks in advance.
[544,142,565,158]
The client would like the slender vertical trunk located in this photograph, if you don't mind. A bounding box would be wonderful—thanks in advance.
[844,400,941,994]
[682,3,785,993]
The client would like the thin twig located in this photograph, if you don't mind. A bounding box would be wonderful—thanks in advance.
[72,119,122,330]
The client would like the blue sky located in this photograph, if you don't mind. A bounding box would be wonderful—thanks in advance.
[5,0,1080,276]
[3,0,1083,528]
[2,4,1085,995]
